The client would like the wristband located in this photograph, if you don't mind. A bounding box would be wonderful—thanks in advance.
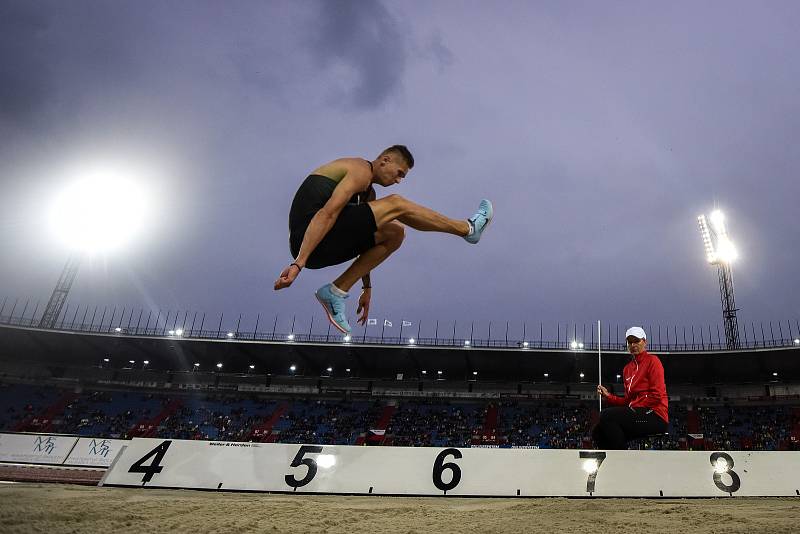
[290,262,302,272]
[362,285,371,290]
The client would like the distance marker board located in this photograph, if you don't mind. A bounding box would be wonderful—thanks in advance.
[102,438,800,497]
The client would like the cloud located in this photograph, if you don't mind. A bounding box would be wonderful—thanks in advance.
[308,0,407,109]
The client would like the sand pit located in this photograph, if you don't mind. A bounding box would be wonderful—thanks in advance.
[0,483,798,534]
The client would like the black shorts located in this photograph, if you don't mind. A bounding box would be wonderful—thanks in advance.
[289,192,377,269]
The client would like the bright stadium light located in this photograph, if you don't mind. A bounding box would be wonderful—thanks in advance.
[408,338,416,345]
[794,339,800,345]
[48,164,153,254]
[570,341,578,350]
[216,363,223,369]
[543,373,549,378]
[249,364,255,370]
[697,208,742,349]
[343,335,352,343]
[226,332,234,338]
[464,340,471,346]
[326,367,333,372]
[522,341,529,348]
[289,364,296,372]
[287,334,295,341]
[175,329,184,337]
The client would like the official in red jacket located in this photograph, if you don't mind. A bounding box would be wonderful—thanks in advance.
[593,326,669,449]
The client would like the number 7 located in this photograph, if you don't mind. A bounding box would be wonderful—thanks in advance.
[579,451,606,493]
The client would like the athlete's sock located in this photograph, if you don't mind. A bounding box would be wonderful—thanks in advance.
[466,219,475,237]
[330,283,348,297]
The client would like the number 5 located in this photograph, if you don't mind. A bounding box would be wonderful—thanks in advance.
[285,445,324,488]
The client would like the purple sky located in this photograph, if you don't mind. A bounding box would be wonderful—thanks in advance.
[1,0,799,341]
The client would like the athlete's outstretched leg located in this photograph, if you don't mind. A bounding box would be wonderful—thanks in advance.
[368,194,468,235]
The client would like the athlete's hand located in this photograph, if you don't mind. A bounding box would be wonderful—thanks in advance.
[274,263,301,290]
[356,288,371,325]
[597,385,610,398]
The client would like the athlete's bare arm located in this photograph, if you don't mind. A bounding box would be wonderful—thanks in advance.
[274,159,371,290]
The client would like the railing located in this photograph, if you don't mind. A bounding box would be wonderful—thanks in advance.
[1,309,799,353]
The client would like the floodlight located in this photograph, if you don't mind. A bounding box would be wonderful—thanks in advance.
[289,364,296,372]
[579,372,585,378]
[48,164,153,253]
[175,329,183,336]
[168,330,175,335]
[578,342,584,349]
[114,327,121,333]
[346,368,351,372]
[773,372,778,377]
[522,341,529,348]
[193,363,200,367]
[287,334,295,341]
[226,332,234,338]
[794,339,800,345]
[249,365,255,370]
[697,208,742,349]
[437,370,443,375]
[216,363,223,369]
[128,360,135,364]
[472,371,478,376]
[103,358,110,362]
[543,373,549,378]
[343,335,351,343]
[464,340,471,346]
[326,367,333,372]
[570,341,578,349]
[421,370,427,375]
[408,338,416,345]
[143,360,149,365]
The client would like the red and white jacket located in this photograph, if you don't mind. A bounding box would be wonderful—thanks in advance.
[604,350,668,423]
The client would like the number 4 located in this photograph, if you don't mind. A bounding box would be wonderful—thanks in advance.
[128,441,172,484]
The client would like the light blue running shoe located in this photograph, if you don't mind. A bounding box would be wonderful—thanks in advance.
[315,283,351,334]
[464,199,493,244]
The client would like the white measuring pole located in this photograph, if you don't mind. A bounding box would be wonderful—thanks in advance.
[598,319,602,412]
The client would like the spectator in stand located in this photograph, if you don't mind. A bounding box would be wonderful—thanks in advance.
[593,326,669,449]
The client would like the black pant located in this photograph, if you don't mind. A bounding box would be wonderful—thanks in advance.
[592,406,668,450]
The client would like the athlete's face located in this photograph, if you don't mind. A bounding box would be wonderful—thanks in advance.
[626,336,646,356]
[376,154,410,187]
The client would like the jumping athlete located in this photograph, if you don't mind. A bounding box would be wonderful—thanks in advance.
[593,326,669,449]
[274,145,493,333]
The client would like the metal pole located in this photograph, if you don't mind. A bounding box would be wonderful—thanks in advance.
[598,320,602,412]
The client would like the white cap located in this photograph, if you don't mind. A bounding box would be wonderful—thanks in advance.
[625,326,647,340]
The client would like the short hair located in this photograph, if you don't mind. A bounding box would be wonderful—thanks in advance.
[380,145,414,168]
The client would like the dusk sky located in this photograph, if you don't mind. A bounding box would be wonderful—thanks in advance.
[1,0,799,342]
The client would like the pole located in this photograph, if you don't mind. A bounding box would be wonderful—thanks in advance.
[598,320,602,412]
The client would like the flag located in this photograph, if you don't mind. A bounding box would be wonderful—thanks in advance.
[383,319,392,327]
[367,318,377,326]
[402,320,412,327]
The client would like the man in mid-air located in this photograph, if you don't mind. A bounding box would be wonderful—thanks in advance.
[274,145,493,333]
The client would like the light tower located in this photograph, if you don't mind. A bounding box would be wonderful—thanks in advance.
[697,210,740,349]
[39,163,153,329]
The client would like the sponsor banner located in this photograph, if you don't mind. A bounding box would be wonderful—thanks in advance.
[103,438,800,497]
[0,433,78,465]
[64,437,127,467]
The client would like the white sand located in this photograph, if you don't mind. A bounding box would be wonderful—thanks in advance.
[0,483,798,534]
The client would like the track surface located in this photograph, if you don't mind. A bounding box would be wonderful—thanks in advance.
[0,483,798,533]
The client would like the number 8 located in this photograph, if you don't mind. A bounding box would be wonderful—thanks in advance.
[709,452,741,493]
